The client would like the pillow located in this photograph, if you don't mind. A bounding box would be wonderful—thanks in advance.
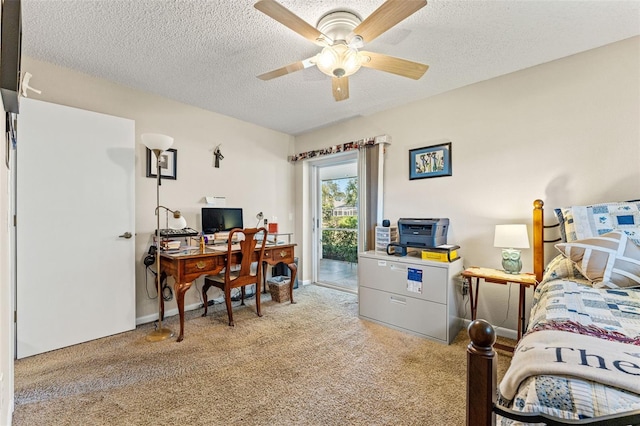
[555,231,640,289]
[540,253,588,286]
[554,201,640,245]
[554,207,574,242]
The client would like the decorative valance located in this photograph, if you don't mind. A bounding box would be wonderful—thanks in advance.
[288,135,390,162]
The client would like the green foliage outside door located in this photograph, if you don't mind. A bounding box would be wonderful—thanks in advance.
[321,177,358,264]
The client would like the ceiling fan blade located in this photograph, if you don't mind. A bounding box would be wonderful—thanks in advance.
[359,51,428,80]
[351,0,427,44]
[254,0,331,46]
[332,77,349,101]
[257,57,316,81]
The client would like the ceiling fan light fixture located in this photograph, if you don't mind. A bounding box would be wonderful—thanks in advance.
[316,44,362,78]
[254,0,429,101]
[348,35,364,49]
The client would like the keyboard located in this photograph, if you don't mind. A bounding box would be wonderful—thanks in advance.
[156,227,200,238]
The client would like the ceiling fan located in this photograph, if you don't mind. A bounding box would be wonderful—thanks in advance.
[254,0,429,102]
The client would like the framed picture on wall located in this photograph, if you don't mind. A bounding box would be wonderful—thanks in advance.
[146,148,177,180]
[409,142,452,180]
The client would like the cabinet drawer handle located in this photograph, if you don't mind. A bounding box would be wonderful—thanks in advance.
[196,261,207,269]
[279,251,287,258]
[390,296,406,305]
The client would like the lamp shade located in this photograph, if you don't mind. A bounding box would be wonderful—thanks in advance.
[141,133,173,152]
[168,213,187,230]
[494,224,530,249]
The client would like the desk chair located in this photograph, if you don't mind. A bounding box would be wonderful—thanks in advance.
[202,227,267,326]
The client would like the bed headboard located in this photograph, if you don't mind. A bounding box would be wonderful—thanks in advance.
[533,199,564,283]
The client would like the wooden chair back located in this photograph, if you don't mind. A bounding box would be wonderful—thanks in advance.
[223,227,267,286]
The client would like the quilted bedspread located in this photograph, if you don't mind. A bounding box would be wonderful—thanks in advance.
[497,263,640,425]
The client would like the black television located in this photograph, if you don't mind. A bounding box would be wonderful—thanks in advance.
[202,207,244,234]
[1,0,21,113]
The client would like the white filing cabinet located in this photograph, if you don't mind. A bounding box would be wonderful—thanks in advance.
[358,251,463,344]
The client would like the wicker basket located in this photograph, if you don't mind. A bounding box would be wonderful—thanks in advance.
[268,277,291,303]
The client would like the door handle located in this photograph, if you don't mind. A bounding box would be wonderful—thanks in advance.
[119,232,133,239]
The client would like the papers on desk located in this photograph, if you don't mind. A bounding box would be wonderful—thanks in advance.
[214,231,230,241]
[160,240,181,250]
[208,244,241,252]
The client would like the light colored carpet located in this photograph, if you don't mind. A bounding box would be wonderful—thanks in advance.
[13,285,512,425]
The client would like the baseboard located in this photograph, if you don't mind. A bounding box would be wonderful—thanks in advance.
[136,302,204,326]
[460,318,518,341]
[135,282,310,326]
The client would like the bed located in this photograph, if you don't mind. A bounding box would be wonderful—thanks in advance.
[466,199,640,426]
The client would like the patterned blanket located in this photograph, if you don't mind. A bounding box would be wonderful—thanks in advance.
[499,330,640,400]
[529,280,640,339]
[497,257,640,424]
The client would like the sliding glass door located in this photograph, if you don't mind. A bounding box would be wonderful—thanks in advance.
[312,155,359,293]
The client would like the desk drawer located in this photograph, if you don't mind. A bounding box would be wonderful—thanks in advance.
[264,247,294,263]
[183,257,219,275]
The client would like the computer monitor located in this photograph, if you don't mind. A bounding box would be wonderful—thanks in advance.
[201,207,243,234]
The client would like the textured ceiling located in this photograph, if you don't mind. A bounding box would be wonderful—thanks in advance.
[21,0,640,136]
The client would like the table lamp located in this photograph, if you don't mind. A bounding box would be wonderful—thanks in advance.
[142,132,176,342]
[494,224,529,274]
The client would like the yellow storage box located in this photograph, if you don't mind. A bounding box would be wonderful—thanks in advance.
[421,245,460,262]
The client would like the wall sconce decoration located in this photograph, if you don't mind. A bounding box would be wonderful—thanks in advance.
[213,144,223,168]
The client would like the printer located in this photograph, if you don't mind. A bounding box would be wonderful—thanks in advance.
[398,218,449,248]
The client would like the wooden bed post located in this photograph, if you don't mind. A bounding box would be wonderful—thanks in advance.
[467,319,497,426]
[533,199,544,284]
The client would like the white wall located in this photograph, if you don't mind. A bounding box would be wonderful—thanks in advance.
[20,57,296,321]
[294,36,640,334]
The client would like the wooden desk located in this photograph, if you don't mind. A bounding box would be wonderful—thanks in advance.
[461,267,537,351]
[160,243,297,342]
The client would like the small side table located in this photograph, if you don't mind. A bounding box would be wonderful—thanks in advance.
[462,267,537,350]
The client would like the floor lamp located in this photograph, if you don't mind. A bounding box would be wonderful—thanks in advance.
[142,133,184,342]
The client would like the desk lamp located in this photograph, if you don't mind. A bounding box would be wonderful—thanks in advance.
[142,133,178,342]
[494,224,530,274]
[162,207,187,231]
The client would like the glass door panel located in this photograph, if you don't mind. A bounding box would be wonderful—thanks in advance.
[317,168,358,292]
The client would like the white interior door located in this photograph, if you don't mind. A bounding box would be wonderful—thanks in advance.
[16,98,136,358]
